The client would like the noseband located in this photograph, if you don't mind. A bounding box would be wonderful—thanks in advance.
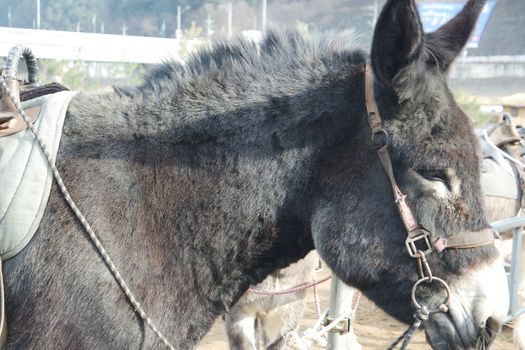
[364,63,496,348]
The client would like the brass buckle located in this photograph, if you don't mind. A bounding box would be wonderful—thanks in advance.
[405,229,433,258]
[322,316,351,335]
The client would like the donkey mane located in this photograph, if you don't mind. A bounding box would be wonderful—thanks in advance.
[138,31,366,94]
[105,31,368,151]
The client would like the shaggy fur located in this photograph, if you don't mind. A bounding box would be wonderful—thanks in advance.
[3,0,496,349]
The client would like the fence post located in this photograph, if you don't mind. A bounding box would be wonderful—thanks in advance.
[509,227,523,317]
[328,274,358,349]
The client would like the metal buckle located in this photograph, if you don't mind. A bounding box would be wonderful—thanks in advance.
[322,317,352,335]
[371,128,388,150]
[405,230,433,258]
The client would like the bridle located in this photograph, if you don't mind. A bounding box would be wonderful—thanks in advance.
[364,63,497,349]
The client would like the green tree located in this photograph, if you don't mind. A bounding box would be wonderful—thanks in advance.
[42,0,106,31]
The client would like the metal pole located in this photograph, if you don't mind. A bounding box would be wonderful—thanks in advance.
[177,6,181,31]
[261,0,267,35]
[328,275,355,349]
[176,5,182,38]
[206,14,213,37]
[176,5,190,39]
[227,2,233,38]
[509,227,523,317]
[491,216,525,232]
[36,0,41,29]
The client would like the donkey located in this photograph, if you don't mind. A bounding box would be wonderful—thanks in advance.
[224,251,318,350]
[2,0,508,349]
[480,118,525,349]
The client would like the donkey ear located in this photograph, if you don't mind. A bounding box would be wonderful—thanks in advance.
[371,0,425,85]
[426,0,487,70]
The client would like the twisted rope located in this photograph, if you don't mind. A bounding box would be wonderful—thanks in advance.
[247,275,331,296]
[351,289,362,311]
[0,76,176,350]
[387,306,429,350]
[312,278,322,318]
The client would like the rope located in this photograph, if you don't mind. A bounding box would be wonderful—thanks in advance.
[247,275,331,296]
[312,278,321,318]
[387,306,429,350]
[299,309,330,349]
[351,290,362,311]
[249,274,362,350]
[0,76,176,350]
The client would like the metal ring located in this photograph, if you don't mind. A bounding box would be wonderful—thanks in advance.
[371,129,388,149]
[411,277,451,314]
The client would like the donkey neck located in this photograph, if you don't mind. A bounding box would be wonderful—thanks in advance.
[59,55,367,348]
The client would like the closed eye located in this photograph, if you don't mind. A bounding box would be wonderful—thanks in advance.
[416,169,451,192]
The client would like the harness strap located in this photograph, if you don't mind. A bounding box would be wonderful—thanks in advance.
[365,64,419,233]
[364,63,495,251]
[504,143,525,209]
[0,259,6,349]
[433,228,496,251]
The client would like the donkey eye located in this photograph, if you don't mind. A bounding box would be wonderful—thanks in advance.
[416,169,451,190]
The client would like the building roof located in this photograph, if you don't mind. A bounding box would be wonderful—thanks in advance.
[468,0,525,56]
[501,93,525,107]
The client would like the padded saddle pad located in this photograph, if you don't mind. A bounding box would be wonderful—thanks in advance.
[0,91,77,259]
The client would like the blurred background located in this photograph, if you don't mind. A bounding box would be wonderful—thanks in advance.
[0,0,523,125]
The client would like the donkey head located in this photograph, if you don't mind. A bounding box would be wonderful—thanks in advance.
[312,1,508,348]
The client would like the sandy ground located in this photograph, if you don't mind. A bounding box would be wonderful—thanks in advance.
[198,267,514,350]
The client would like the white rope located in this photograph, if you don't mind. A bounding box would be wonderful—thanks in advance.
[287,305,355,350]
[0,76,176,350]
[286,309,329,350]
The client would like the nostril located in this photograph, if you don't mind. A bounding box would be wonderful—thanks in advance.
[481,317,502,341]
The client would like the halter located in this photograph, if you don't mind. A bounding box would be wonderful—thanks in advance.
[364,63,497,348]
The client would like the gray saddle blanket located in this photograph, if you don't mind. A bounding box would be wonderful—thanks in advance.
[0,91,76,259]
[481,157,520,200]
[478,130,521,200]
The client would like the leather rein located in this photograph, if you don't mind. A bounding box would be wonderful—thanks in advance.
[364,63,496,348]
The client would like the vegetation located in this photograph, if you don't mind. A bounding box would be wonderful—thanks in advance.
[0,0,375,40]
[38,59,145,92]
[454,91,494,127]
[0,0,257,38]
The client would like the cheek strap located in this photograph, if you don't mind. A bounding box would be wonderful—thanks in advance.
[364,62,495,254]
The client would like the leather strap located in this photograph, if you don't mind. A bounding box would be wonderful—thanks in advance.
[504,143,525,209]
[0,259,6,349]
[365,64,419,233]
[364,63,494,251]
[0,106,41,137]
[433,228,496,251]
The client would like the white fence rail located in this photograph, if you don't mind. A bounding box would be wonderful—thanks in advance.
[0,27,201,64]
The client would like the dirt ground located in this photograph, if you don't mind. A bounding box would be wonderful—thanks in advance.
[198,267,514,350]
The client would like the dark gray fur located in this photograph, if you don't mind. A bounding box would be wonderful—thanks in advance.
[4,1,497,349]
